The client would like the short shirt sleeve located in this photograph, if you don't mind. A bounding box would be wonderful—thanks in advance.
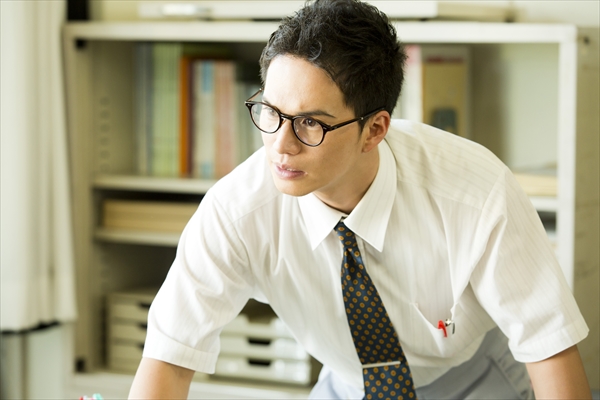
[143,190,256,373]
[469,167,588,363]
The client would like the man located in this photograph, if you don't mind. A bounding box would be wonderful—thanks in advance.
[130,0,591,399]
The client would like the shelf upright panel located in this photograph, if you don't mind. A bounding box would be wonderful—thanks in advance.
[63,25,101,372]
[556,36,578,290]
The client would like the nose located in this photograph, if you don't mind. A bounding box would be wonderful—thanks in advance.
[271,118,302,155]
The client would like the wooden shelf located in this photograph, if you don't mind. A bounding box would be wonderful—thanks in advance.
[95,227,180,246]
[64,21,576,45]
[94,174,216,194]
[64,21,280,42]
[530,196,559,213]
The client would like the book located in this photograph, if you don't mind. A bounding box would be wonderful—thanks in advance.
[133,43,261,180]
[421,46,469,137]
[236,62,262,163]
[180,44,232,178]
[178,55,193,177]
[151,43,182,177]
[192,60,217,179]
[214,61,237,178]
[394,45,470,138]
[513,172,557,197]
[134,43,153,175]
[103,200,198,233]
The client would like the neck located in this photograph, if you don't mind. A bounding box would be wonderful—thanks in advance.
[315,148,380,214]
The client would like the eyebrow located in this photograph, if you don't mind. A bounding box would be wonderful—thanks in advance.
[262,96,336,119]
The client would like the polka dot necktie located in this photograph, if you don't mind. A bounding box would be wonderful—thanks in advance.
[335,221,417,400]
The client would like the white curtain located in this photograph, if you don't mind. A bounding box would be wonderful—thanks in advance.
[1,0,77,331]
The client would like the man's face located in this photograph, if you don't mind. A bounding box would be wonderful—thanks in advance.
[262,55,374,210]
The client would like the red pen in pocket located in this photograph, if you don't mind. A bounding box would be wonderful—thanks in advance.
[438,319,455,337]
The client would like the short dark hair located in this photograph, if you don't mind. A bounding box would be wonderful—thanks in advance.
[259,0,407,122]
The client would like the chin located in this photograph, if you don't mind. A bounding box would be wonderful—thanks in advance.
[272,177,312,198]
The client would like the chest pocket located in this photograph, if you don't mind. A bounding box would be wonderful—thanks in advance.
[407,302,456,358]
[402,286,496,366]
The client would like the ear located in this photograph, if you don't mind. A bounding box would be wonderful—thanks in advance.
[362,110,390,153]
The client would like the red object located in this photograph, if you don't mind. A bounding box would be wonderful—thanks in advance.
[438,320,447,337]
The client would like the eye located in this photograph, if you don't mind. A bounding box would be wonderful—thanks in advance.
[298,117,319,129]
[261,106,279,120]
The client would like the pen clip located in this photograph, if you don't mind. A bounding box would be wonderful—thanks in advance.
[445,319,455,335]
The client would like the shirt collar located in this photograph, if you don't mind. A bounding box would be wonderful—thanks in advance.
[298,139,397,251]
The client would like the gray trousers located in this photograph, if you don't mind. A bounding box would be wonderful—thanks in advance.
[309,327,535,399]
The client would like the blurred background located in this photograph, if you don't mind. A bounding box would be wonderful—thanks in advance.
[1,1,598,399]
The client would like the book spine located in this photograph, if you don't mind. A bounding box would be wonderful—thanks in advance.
[169,44,182,177]
[193,60,216,179]
[186,59,194,177]
[215,61,236,178]
[421,45,470,138]
[151,44,167,176]
[235,81,248,164]
[179,56,191,177]
[134,43,151,175]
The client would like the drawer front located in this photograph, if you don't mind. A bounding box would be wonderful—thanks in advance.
[110,321,148,342]
[215,355,312,385]
[111,302,151,322]
[220,335,308,361]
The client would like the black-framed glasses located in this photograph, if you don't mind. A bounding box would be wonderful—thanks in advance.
[244,89,385,147]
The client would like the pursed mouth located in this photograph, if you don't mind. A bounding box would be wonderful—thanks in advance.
[272,162,306,178]
[273,162,301,171]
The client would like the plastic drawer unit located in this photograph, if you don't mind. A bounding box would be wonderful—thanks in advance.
[107,290,319,385]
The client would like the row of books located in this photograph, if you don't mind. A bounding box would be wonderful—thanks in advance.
[134,43,263,179]
[133,42,556,198]
[134,43,469,178]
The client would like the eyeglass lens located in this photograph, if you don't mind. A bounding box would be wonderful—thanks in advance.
[250,103,324,146]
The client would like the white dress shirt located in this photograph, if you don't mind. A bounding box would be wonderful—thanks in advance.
[144,119,588,389]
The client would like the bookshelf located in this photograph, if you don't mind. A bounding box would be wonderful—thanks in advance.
[62,20,596,397]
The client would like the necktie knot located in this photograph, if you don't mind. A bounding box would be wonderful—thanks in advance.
[335,220,351,238]
[335,221,363,266]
